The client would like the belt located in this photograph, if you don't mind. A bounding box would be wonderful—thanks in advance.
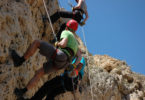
[61,47,74,62]
[75,9,84,16]
[75,9,84,14]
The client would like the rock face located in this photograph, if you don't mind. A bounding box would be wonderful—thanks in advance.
[0,0,145,100]
[0,0,62,99]
[85,55,145,100]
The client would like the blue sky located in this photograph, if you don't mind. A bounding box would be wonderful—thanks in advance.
[59,0,145,75]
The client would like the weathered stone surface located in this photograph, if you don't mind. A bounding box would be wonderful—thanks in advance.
[0,0,145,100]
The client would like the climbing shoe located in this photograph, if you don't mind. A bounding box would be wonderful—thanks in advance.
[11,50,25,67]
[14,88,27,97]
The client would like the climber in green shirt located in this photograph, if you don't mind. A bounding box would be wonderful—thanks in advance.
[11,19,82,98]
[60,30,78,57]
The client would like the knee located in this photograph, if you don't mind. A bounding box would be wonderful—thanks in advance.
[33,40,40,44]
[33,40,41,47]
[35,68,45,77]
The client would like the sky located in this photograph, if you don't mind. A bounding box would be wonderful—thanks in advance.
[59,0,145,75]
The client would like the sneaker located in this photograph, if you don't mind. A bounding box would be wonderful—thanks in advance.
[11,50,25,67]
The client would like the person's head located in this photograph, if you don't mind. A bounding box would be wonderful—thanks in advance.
[66,19,78,33]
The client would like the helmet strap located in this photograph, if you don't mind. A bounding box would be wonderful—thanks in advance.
[67,27,75,33]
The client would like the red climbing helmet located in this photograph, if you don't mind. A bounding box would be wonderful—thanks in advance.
[66,19,78,32]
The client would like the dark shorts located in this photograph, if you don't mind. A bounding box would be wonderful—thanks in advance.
[39,41,70,73]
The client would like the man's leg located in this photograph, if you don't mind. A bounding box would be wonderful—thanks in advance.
[11,40,41,67]
[26,67,45,90]
[30,78,56,100]
[52,10,83,23]
[50,11,74,24]
[45,86,66,100]
[73,10,83,23]
[49,10,83,24]
[45,77,66,100]
[14,41,57,97]
[14,67,45,97]
[30,76,63,100]
[15,41,56,91]
[23,40,40,59]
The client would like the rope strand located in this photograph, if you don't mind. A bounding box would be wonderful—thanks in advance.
[81,27,94,100]
[42,0,57,41]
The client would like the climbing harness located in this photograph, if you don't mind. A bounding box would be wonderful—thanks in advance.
[42,0,57,41]
[51,49,58,60]
[81,27,94,100]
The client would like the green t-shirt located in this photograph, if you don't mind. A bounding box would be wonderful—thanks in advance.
[60,30,78,56]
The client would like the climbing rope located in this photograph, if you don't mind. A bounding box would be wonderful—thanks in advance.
[81,27,94,100]
[42,0,57,41]
[72,78,77,100]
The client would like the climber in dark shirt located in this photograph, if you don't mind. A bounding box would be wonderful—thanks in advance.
[47,0,89,42]
[19,57,86,100]
[50,0,88,25]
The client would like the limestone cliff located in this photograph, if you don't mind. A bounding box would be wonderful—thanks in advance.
[0,0,145,100]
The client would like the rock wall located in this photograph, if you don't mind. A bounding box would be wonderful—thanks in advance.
[0,0,145,100]
[0,0,63,99]
[85,55,145,100]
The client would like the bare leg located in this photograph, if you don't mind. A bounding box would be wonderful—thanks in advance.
[26,67,45,90]
[14,67,47,98]
[11,40,41,67]
[24,40,40,60]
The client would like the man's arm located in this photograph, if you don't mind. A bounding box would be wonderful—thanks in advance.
[74,0,89,25]
[83,10,89,23]
[57,38,68,48]
[74,0,83,9]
